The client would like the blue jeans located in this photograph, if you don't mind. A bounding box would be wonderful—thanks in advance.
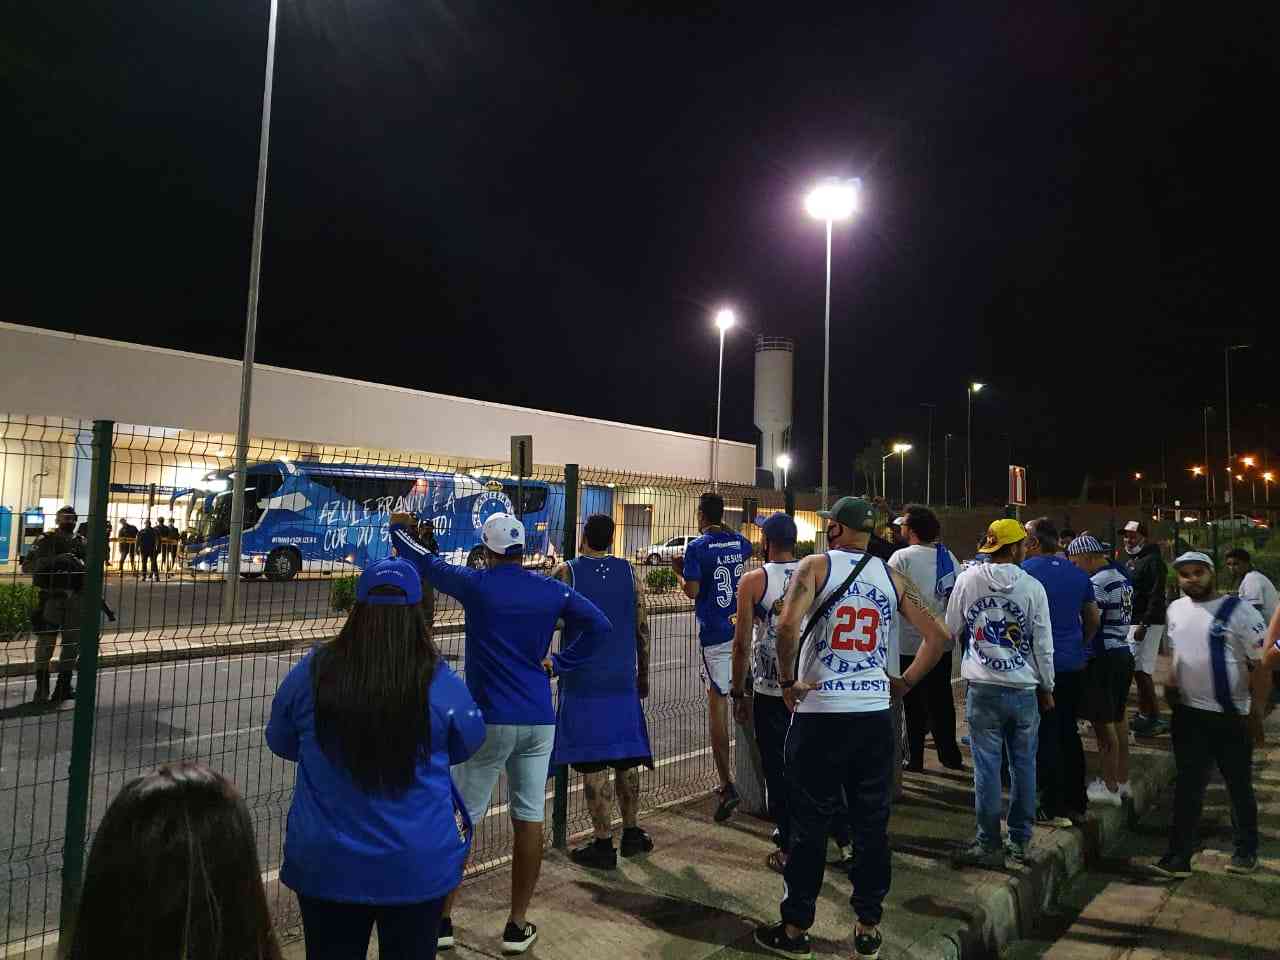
[966,683,1040,848]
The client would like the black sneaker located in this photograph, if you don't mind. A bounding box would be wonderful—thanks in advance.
[951,841,1005,869]
[1150,854,1192,879]
[501,921,537,955]
[853,926,883,960]
[753,922,812,960]
[570,837,617,870]
[1004,840,1028,864]
[713,783,740,822]
[620,826,654,858]
[1227,853,1258,875]
[437,916,455,951]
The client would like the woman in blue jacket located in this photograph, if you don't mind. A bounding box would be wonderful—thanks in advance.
[268,557,486,960]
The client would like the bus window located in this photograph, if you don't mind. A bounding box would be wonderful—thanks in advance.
[503,484,547,514]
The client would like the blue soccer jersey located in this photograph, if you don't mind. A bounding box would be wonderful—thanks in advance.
[683,528,753,647]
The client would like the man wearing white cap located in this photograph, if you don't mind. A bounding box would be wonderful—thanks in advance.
[1150,552,1268,879]
[389,511,611,954]
[1121,520,1169,736]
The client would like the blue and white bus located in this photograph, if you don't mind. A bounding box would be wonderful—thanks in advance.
[176,460,555,581]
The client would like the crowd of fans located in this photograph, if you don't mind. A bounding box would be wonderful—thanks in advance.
[54,494,1280,960]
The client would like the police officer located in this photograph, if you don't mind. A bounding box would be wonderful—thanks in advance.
[31,506,87,704]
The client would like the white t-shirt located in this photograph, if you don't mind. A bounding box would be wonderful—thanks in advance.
[1166,595,1267,714]
[888,543,960,655]
[1238,569,1279,623]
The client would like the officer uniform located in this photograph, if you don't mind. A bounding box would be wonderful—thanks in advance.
[31,523,87,704]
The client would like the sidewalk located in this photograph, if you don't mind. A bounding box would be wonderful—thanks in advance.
[1008,713,1280,960]
[280,663,1192,960]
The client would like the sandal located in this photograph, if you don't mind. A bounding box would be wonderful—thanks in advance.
[766,849,788,874]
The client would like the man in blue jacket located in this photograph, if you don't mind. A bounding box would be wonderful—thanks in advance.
[390,511,610,955]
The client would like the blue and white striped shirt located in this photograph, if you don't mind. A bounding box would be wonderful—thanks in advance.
[1090,563,1133,655]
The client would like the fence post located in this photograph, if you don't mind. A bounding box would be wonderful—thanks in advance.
[60,419,112,937]
[552,463,578,850]
[784,489,796,518]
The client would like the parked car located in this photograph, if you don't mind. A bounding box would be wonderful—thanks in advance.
[1206,514,1266,532]
[639,535,695,565]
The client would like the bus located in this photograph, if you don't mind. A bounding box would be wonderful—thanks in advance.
[175,460,555,581]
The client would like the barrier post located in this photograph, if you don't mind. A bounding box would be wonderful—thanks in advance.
[552,464,578,849]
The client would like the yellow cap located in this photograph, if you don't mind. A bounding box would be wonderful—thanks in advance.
[977,518,1027,554]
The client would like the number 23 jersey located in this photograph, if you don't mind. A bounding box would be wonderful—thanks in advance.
[683,528,753,647]
[797,550,899,714]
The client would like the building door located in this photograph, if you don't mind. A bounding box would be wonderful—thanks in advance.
[622,504,652,560]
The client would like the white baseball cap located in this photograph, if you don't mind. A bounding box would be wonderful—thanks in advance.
[1123,520,1143,533]
[1172,550,1214,570]
[481,513,525,556]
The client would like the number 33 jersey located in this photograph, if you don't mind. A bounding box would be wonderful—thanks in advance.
[683,528,754,648]
[797,550,899,714]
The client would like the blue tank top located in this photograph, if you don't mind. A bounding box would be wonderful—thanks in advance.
[561,555,639,693]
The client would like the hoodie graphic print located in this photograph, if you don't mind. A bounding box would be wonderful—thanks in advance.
[946,561,1055,691]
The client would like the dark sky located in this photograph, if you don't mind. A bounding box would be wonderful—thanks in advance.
[9,2,1278,503]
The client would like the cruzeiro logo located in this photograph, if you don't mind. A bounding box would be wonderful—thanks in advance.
[964,596,1032,672]
[471,490,514,530]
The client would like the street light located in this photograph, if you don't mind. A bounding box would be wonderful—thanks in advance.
[966,383,984,508]
[895,442,913,504]
[711,308,736,491]
[805,177,861,515]
[775,453,793,490]
[1225,344,1250,522]
[1265,471,1274,504]
[881,443,912,506]
[223,0,280,623]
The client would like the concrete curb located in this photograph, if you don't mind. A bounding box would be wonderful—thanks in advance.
[910,739,1177,958]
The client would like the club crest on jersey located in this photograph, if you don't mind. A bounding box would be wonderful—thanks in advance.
[963,595,1032,672]
[812,579,892,676]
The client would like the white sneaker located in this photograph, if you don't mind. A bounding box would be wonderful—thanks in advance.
[1118,782,1132,800]
[1087,780,1122,807]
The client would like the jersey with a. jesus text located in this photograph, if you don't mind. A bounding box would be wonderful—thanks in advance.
[796,550,898,714]
[683,528,753,647]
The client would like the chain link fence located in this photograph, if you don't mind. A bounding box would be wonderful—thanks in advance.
[0,416,798,955]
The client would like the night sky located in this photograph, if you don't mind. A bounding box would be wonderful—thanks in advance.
[9,3,1278,503]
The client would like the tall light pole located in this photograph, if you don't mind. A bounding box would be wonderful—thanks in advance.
[1242,456,1257,505]
[1265,471,1274,504]
[1202,406,1213,506]
[944,433,953,507]
[711,308,735,491]
[897,442,912,504]
[921,403,936,505]
[966,383,984,509]
[223,0,280,623]
[881,443,911,507]
[805,178,861,513]
[775,453,792,491]
[1225,344,1250,523]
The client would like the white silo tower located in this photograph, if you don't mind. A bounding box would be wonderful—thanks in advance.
[754,336,794,489]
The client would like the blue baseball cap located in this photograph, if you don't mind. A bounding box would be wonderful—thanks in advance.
[356,557,423,606]
[761,512,797,544]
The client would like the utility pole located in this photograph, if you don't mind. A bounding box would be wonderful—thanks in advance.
[921,403,936,506]
[944,433,952,508]
[1225,344,1250,523]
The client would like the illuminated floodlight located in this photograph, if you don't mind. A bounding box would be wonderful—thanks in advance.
[805,178,860,222]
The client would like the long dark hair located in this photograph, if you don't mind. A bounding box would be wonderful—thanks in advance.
[70,762,281,960]
[313,583,439,794]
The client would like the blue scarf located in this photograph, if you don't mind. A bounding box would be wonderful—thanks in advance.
[935,543,956,603]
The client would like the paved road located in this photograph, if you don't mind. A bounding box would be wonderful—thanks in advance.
[0,608,715,954]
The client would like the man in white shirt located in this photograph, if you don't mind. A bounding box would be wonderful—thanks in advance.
[888,505,964,771]
[1225,549,1278,621]
[946,519,1055,868]
[1150,552,1268,879]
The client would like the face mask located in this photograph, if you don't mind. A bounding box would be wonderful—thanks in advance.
[1125,541,1143,556]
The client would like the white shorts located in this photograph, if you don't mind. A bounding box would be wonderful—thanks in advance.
[701,640,733,696]
[1128,624,1165,675]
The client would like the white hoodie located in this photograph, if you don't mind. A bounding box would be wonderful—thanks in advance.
[946,561,1055,691]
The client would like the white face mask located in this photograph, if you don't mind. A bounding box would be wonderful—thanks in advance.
[1125,540,1143,556]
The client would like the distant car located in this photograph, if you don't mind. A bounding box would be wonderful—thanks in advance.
[1207,514,1266,532]
[639,535,695,565]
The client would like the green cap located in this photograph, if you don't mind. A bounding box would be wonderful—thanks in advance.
[817,496,875,532]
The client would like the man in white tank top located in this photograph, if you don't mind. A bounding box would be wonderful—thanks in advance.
[730,513,800,874]
[753,498,951,960]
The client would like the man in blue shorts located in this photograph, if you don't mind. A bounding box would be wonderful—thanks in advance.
[672,491,753,821]
[391,511,610,954]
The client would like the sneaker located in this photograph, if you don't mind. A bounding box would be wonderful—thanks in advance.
[1005,839,1028,863]
[620,826,654,858]
[853,925,883,959]
[1035,807,1073,828]
[501,921,538,955]
[754,922,813,960]
[1087,779,1122,807]
[713,783,740,822]
[838,842,855,867]
[951,840,1005,869]
[437,917,455,951]
[1118,782,1133,800]
[569,837,617,869]
[1227,853,1258,875]
[1150,854,1192,879]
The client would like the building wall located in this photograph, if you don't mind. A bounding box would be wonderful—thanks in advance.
[0,323,755,483]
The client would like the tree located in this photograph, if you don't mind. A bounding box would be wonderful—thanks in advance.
[853,438,884,498]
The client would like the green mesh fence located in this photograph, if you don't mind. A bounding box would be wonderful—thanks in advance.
[0,416,793,955]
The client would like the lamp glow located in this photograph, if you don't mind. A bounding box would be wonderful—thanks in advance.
[1242,456,1256,468]
[805,178,860,221]
[775,453,793,470]
[714,308,735,332]
[1134,472,1143,480]
[1191,466,1204,476]
[893,443,913,453]
[970,382,984,393]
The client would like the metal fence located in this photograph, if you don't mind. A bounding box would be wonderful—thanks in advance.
[0,416,793,955]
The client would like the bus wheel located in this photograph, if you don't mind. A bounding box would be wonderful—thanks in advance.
[265,548,300,582]
[466,547,487,571]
